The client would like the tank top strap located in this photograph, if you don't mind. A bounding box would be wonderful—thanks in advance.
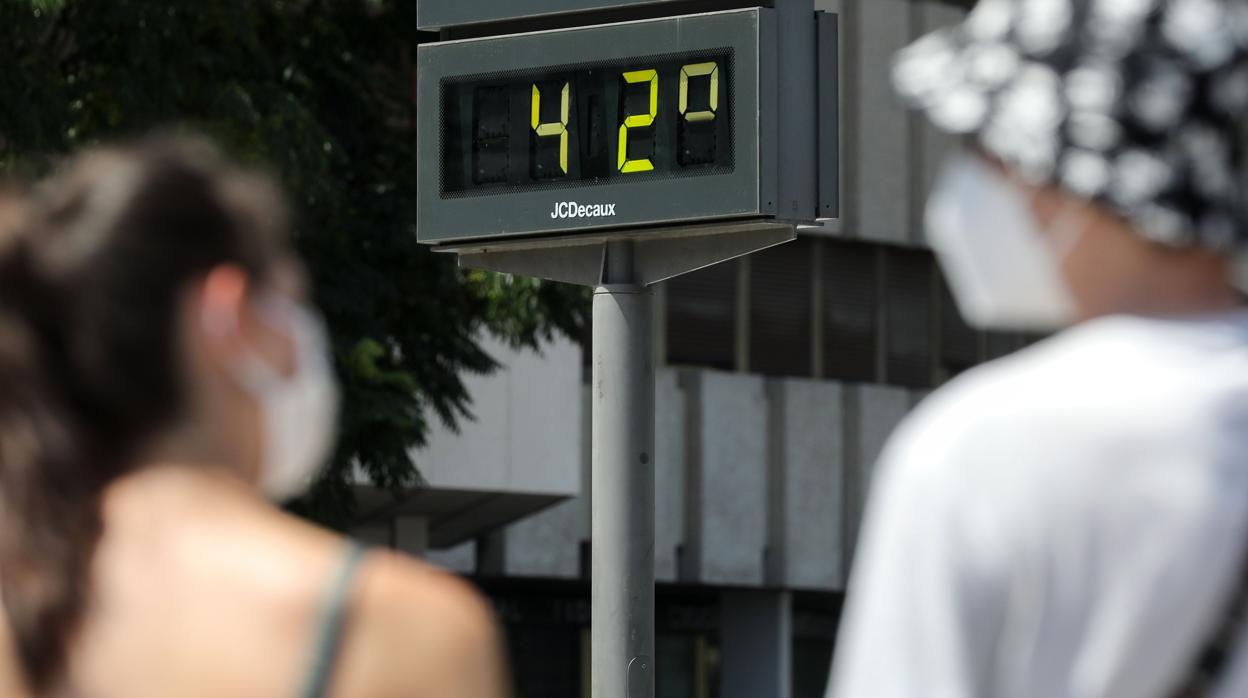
[300,542,367,698]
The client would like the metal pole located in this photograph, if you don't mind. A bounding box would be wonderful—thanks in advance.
[592,240,655,698]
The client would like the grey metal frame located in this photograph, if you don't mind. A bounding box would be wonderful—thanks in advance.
[438,220,794,286]
[774,0,817,222]
[817,11,840,220]
[418,0,692,31]
[417,9,780,245]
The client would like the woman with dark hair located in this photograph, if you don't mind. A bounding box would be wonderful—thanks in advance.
[0,137,508,698]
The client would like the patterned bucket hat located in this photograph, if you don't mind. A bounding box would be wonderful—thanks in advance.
[893,0,1248,251]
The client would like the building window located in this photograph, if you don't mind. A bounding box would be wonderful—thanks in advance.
[883,247,933,388]
[937,275,980,381]
[666,261,738,370]
[793,591,841,698]
[1020,332,1048,348]
[659,236,1034,384]
[793,637,835,698]
[657,633,719,698]
[749,238,813,377]
[507,624,583,698]
[986,331,1023,360]
[823,241,878,383]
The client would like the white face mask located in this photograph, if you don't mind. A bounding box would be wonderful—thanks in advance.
[208,297,340,501]
[925,154,1079,331]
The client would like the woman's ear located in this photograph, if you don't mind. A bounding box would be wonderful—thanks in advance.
[191,265,255,375]
[197,265,249,340]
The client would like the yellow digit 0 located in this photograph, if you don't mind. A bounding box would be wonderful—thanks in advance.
[680,62,719,123]
[617,69,658,174]
[531,81,570,174]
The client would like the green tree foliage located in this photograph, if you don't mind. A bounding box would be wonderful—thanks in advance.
[0,0,590,525]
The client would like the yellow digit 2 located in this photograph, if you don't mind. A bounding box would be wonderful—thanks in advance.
[532,81,570,174]
[680,62,719,123]
[617,69,658,173]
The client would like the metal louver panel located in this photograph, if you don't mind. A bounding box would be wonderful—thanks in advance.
[884,247,933,388]
[750,239,813,377]
[986,331,1023,360]
[823,241,878,383]
[938,274,979,379]
[666,260,738,370]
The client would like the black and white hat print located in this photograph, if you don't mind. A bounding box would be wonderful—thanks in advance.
[894,0,1248,251]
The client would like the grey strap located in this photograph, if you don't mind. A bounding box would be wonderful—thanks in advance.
[301,543,367,698]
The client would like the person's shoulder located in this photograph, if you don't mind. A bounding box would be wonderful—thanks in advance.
[334,549,508,698]
[885,313,1248,489]
[362,549,497,640]
[880,335,1072,473]
[918,318,1148,421]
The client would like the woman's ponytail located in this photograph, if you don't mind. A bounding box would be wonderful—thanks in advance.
[0,198,120,694]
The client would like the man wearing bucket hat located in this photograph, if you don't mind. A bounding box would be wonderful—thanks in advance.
[829,1,1248,696]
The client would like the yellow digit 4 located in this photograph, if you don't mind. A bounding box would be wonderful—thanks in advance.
[680,62,719,123]
[531,81,570,174]
[618,69,658,174]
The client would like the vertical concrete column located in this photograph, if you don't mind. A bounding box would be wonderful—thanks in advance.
[392,515,429,558]
[476,530,506,577]
[655,368,687,583]
[581,383,593,527]
[720,590,793,698]
[350,524,393,550]
[842,384,912,574]
[769,378,845,591]
[682,371,768,586]
[580,381,593,577]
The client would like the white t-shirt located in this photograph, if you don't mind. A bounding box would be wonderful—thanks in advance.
[829,311,1248,698]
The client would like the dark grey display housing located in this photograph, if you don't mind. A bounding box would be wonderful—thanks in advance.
[416,7,816,245]
[417,0,691,32]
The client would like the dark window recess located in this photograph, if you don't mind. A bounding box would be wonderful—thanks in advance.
[657,633,697,698]
[581,315,593,380]
[666,261,737,370]
[884,247,933,388]
[986,331,1023,360]
[823,241,878,382]
[749,239,813,377]
[1019,332,1048,348]
[793,637,835,698]
[506,624,582,698]
[793,591,842,698]
[938,275,980,380]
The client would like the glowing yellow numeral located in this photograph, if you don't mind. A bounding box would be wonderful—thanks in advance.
[531,81,570,174]
[680,62,719,123]
[617,69,658,174]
